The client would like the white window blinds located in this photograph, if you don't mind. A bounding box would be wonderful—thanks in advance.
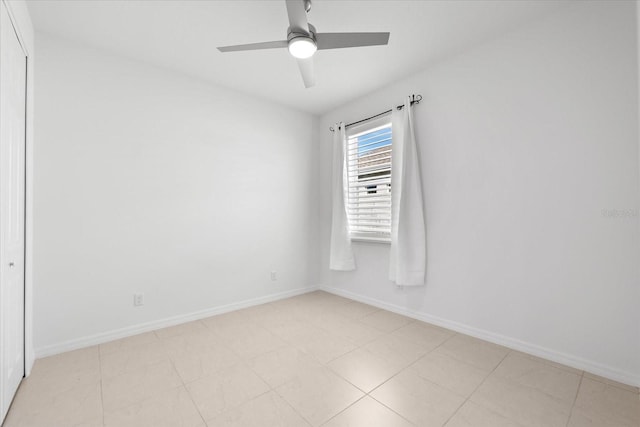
[346,118,392,242]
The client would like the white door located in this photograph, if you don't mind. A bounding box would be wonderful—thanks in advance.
[0,0,26,422]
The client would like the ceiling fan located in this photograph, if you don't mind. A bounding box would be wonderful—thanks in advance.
[217,0,390,88]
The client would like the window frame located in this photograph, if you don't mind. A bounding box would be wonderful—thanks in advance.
[344,114,393,244]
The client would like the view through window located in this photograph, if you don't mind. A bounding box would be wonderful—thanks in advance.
[346,120,392,241]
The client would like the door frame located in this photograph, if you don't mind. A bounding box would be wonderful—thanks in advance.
[1,0,33,378]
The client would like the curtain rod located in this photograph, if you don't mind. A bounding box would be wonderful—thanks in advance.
[329,94,422,132]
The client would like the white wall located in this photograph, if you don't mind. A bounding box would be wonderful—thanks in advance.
[33,36,318,355]
[319,1,640,385]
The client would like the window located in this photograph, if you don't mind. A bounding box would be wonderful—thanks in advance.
[346,116,392,242]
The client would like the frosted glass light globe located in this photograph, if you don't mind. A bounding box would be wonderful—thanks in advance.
[288,37,317,59]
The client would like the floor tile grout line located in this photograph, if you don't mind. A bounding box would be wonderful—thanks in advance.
[11,295,636,427]
[324,364,374,396]
[239,307,392,426]
[110,384,186,410]
[261,344,366,425]
[102,368,190,415]
[426,333,510,372]
[581,372,640,395]
[162,343,211,426]
[101,332,205,423]
[335,323,452,372]
[270,385,315,427]
[565,372,585,427]
[107,315,479,427]
[503,372,584,407]
[366,328,460,395]
[492,350,586,410]
[440,349,512,427]
[325,326,459,400]
[248,333,377,426]
[422,330,458,355]
[371,361,461,424]
[307,311,429,425]
[97,346,105,427]
[315,394,369,427]
[453,348,584,426]
[321,345,361,366]
[184,332,310,426]
[366,395,419,426]
[281,303,638,395]
[100,348,191,422]
[358,332,461,426]
[509,350,584,378]
[187,384,274,425]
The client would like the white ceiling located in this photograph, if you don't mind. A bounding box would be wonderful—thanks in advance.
[27,0,567,115]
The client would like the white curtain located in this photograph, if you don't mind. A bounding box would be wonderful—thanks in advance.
[389,97,426,286]
[329,123,356,271]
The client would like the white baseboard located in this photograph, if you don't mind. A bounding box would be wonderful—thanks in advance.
[34,286,319,359]
[320,285,640,388]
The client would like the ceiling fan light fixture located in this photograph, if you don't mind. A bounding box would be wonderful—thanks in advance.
[288,36,317,59]
[216,0,391,88]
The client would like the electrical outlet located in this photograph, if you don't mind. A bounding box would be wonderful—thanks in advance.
[134,293,144,307]
[270,271,277,281]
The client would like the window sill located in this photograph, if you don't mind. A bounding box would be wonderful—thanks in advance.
[350,236,391,245]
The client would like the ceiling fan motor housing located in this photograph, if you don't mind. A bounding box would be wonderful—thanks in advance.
[287,23,316,43]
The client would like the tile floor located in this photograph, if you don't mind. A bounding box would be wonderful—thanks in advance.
[3,291,639,427]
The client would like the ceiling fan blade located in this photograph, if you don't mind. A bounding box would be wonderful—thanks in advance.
[296,58,315,88]
[316,32,390,50]
[217,40,288,53]
[285,0,309,33]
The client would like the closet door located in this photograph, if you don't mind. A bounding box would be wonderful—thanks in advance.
[0,1,26,421]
